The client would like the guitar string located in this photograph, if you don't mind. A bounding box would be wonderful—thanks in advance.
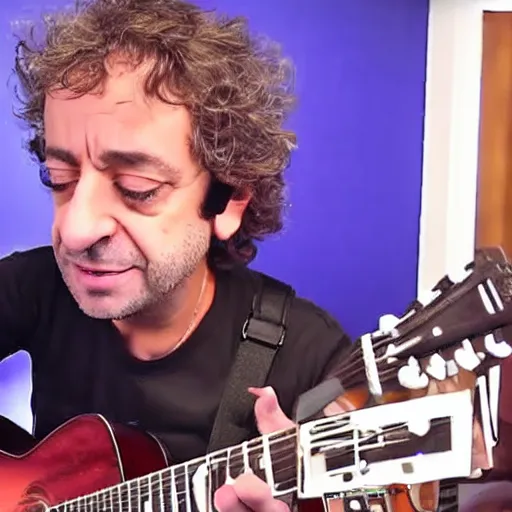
[329,267,485,385]
[51,421,419,511]
[60,427,417,512]
[336,274,512,387]
[51,433,298,511]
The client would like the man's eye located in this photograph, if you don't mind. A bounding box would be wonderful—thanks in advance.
[40,164,77,191]
[114,183,163,202]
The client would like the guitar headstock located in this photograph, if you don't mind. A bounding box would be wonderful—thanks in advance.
[369,247,512,389]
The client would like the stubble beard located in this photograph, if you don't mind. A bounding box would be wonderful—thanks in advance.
[58,228,210,321]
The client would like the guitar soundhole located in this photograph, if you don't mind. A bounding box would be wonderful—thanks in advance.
[15,502,48,512]
[23,504,48,512]
[15,483,50,512]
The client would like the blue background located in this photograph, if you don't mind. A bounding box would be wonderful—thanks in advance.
[0,0,429,432]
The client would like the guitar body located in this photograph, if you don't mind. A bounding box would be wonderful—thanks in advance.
[0,413,431,512]
[0,414,169,510]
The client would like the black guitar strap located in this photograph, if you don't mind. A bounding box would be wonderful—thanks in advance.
[207,273,295,453]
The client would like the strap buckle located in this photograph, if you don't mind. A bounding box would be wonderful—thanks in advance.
[242,315,286,349]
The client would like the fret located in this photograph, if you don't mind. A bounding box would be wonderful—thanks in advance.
[161,468,173,511]
[185,463,192,512]
[111,484,122,510]
[172,460,206,512]
[137,475,152,511]
[107,487,114,511]
[209,452,227,500]
[262,435,275,491]
[170,465,179,512]
[227,445,245,480]
[173,464,191,512]
[188,459,207,512]
[149,472,162,511]
[78,497,86,512]
[268,431,297,495]
[119,481,130,511]
[246,440,267,482]
[66,500,79,512]
[91,492,102,511]
[86,495,95,512]
[128,478,141,512]
[158,471,165,510]
[95,490,107,511]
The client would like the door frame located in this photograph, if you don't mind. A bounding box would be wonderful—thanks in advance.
[418,0,512,294]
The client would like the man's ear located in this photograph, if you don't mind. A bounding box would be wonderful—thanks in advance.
[213,193,251,241]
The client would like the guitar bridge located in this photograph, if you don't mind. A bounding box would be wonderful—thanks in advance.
[297,390,474,499]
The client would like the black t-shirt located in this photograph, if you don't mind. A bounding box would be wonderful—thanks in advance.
[0,246,351,463]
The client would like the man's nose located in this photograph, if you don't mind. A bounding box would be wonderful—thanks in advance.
[58,171,117,253]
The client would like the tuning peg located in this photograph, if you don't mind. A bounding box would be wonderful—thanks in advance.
[424,353,447,380]
[484,332,512,359]
[378,314,400,333]
[446,359,459,377]
[398,356,430,390]
[454,339,485,371]
[403,299,423,316]
[432,275,455,294]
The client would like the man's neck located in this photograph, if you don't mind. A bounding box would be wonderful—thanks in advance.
[113,261,216,361]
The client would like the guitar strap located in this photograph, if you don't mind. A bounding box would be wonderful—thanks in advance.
[207,272,295,453]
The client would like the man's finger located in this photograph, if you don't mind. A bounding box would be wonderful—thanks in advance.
[214,484,252,512]
[250,386,295,434]
[231,473,290,512]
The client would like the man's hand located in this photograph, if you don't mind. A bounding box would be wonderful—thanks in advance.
[213,387,294,512]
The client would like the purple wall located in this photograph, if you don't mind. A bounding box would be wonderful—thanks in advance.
[0,0,429,431]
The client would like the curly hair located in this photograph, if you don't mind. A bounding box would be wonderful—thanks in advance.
[13,0,297,267]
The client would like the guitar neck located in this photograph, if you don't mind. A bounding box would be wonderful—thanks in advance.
[50,428,299,512]
[49,390,477,512]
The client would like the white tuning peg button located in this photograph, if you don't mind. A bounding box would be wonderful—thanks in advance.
[379,314,400,332]
[398,357,430,390]
[425,353,447,380]
[454,339,483,371]
[484,333,512,359]
[446,359,459,377]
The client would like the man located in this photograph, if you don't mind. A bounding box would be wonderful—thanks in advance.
[3,0,351,510]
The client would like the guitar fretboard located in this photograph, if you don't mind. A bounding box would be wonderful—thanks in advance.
[50,429,298,512]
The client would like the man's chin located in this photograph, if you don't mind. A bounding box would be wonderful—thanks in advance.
[75,301,136,320]
[71,290,147,320]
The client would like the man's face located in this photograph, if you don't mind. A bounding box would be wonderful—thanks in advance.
[44,62,212,320]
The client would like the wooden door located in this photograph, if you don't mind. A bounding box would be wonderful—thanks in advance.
[459,12,512,511]
[476,12,512,257]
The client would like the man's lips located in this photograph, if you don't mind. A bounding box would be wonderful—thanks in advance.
[75,264,133,276]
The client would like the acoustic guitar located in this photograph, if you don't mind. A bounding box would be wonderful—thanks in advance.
[0,389,478,512]
[1,247,512,512]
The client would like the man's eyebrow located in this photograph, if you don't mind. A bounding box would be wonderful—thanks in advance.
[97,150,183,181]
[45,146,184,181]
[44,146,80,167]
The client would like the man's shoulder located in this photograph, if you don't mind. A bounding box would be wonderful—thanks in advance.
[0,245,60,303]
[230,265,350,344]
[1,245,56,269]
[0,245,61,302]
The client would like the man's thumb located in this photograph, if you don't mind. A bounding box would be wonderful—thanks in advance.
[249,386,295,434]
